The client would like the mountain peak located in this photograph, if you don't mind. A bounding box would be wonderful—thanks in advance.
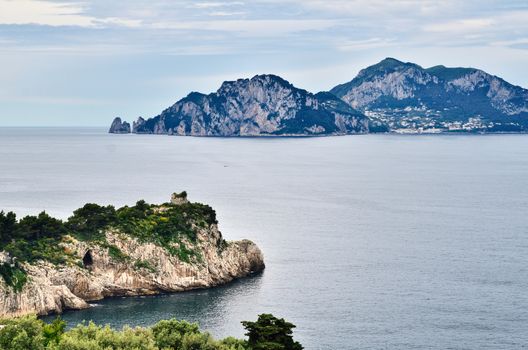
[378,57,404,65]
[125,73,368,136]
[356,57,422,79]
[250,74,295,88]
[375,57,421,69]
[217,74,294,94]
[330,59,528,132]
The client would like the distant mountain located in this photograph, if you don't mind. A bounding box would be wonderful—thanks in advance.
[110,60,528,135]
[330,58,528,133]
[112,74,369,136]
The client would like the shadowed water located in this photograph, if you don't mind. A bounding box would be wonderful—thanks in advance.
[1,128,527,349]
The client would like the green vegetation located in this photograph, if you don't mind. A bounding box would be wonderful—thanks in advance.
[0,314,303,350]
[105,244,130,263]
[0,211,70,265]
[71,199,217,256]
[242,314,303,350]
[134,259,157,273]
[0,262,27,292]
[0,197,219,289]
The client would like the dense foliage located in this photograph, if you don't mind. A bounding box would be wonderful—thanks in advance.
[242,314,303,350]
[0,314,302,350]
[0,196,220,289]
[0,262,27,292]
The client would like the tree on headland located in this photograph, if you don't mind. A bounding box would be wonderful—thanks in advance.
[242,314,303,350]
[0,211,17,244]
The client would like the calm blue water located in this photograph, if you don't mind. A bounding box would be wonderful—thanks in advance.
[1,128,528,349]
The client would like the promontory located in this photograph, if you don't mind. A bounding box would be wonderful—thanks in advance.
[0,192,265,317]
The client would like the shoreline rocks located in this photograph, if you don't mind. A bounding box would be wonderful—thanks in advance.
[0,199,265,318]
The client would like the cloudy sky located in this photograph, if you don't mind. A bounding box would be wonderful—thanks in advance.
[1,0,527,126]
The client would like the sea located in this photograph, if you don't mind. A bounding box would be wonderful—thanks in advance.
[1,127,527,349]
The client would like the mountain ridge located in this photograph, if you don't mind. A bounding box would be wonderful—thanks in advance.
[116,74,369,136]
[330,58,528,132]
[110,59,528,135]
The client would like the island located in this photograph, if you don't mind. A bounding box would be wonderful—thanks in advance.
[0,192,265,317]
[110,74,370,136]
[110,58,528,135]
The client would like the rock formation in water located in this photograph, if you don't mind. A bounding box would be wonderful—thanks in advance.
[111,74,369,136]
[0,193,264,317]
[108,117,131,134]
[330,58,528,132]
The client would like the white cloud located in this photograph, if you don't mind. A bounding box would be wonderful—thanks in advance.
[0,0,140,27]
[151,19,341,36]
[336,38,396,51]
[94,17,142,28]
[491,38,528,48]
[280,0,459,16]
[208,11,246,17]
[424,18,494,33]
[0,0,92,26]
[190,1,244,9]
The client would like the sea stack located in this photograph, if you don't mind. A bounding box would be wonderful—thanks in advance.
[108,117,131,134]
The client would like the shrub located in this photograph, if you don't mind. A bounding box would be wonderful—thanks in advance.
[242,314,303,350]
[0,314,303,350]
[42,316,66,346]
[134,259,157,273]
[106,244,130,262]
[59,322,157,350]
[0,315,45,350]
[0,262,27,292]
[67,204,117,240]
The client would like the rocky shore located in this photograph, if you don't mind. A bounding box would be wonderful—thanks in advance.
[0,194,265,317]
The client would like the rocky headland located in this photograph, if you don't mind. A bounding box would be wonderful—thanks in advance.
[111,74,369,136]
[0,192,264,317]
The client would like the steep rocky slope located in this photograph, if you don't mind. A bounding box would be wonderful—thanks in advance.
[0,193,264,317]
[109,59,528,134]
[331,58,528,132]
[111,74,369,136]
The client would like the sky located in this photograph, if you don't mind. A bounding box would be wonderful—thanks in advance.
[0,0,527,126]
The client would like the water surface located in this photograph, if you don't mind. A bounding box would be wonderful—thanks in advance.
[1,128,527,349]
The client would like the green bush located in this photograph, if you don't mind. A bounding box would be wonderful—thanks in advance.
[242,314,303,350]
[42,317,66,346]
[0,263,28,292]
[0,315,46,350]
[134,259,157,273]
[0,314,302,350]
[67,204,117,241]
[106,244,130,263]
[59,322,156,350]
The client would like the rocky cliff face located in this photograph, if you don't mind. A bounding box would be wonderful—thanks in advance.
[108,117,131,134]
[0,204,264,317]
[109,60,528,134]
[331,58,528,132]
[117,75,369,136]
